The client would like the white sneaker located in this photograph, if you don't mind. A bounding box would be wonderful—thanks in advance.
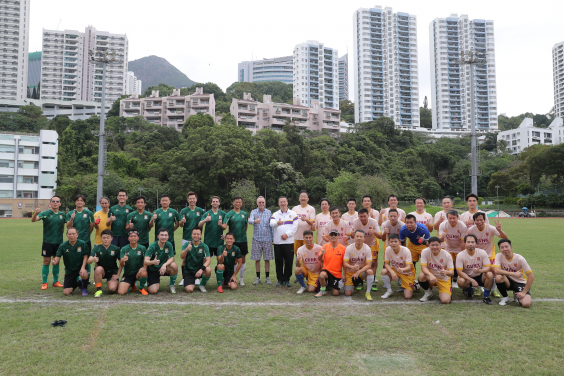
[179,279,184,286]
[374,278,378,283]
[419,289,434,302]
[239,279,245,286]
[195,279,200,286]
[381,290,393,299]
[513,294,520,303]
[198,285,207,293]
[253,277,261,285]
[499,296,510,306]
[451,281,458,288]
[169,285,176,294]
[297,287,306,294]
[265,277,272,285]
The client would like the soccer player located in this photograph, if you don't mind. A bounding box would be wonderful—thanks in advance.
[108,190,133,248]
[381,234,415,299]
[456,234,494,304]
[418,237,454,304]
[381,209,405,247]
[315,229,346,297]
[291,190,316,253]
[341,197,358,245]
[270,196,298,287]
[352,208,383,291]
[409,197,433,233]
[399,214,431,270]
[314,198,331,245]
[144,228,178,294]
[88,229,121,298]
[460,193,490,227]
[433,196,453,232]
[248,196,273,285]
[493,239,534,308]
[152,194,180,252]
[118,228,148,295]
[179,191,205,247]
[181,227,211,293]
[294,230,322,294]
[32,195,66,290]
[343,230,375,301]
[66,195,95,253]
[379,194,406,225]
[438,209,468,288]
[224,196,249,285]
[319,206,352,247]
[215,233,243,292]
[52,227,89,296]
[126,196,153,249]
[361,195,380,222]
[199,196,227,257]
[94,197,111,246]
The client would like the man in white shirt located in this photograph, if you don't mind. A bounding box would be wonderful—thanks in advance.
[270,196,299,287]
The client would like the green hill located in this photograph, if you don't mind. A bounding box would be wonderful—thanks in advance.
[128,55,196,92]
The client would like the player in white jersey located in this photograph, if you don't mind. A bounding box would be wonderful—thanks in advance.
[409,197,433,233]
[361,195,380,222]
[291,190,316,254]
[319,206,352,247]
[433,196,453,232]
[341,198,358,245]
[438,209,467,288]
[314,198,331,245]
[381,209,405,247]
[352,208,383,291]
[460,193,490,227]
[343,230,375,301]
[294,230,323,294]
[379,194,406,225]
[456,234,494,305]
[493,239,534,308]
[418,237,454,304]
[381,234,416,299]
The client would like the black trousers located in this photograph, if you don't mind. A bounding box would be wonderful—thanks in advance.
[273,243,294,283]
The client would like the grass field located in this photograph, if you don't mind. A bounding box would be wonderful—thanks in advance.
[0,217,563,375]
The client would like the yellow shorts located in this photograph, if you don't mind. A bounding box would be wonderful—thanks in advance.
[345,271,367,286]
[393,265,416,291]
[302,268,319,286]
[430,278,452,295]
[449,252,458,265]
[370,244,379,260]
[294,239,305,254]
[489,249,496,266]
[407,241,426,263]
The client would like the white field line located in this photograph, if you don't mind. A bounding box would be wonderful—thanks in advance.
[0,297,562,307]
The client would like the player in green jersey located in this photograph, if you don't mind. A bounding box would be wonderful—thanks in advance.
[181,227,211,293]
[88,229,122,298]
[126,196,153,249]
[224,196,249,286]
[52,227,90,296]
[215,233,243,293]
[108,189,133,248]
[32,195,66,290]
[66,195,95,281]
[144,228,178,294]
[178,191,204,287]
[118,229,149,295]
[199,196,227,257]
[152,194,180,250]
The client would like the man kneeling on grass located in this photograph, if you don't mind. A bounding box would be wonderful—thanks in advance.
[418,237,454,304]
[315,229,345,297]
[294,230,323,294]
[52,227,89,296]
[493,239,534,308]
[88,229,122,298]
[456,234,494,305]
[181,227,211,293]
[343,230,375,301]
[144,228,178,294]
[215,233,243,293]
[381,234,415,299]
[118,229,149,295]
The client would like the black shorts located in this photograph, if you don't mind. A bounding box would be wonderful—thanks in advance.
[111,236,130,248]
[473,273,486,287]
[140,243,149,250]
[182,272,197,286]
[41,242,60,257]
[121,273,138,286]
[100,267,118,281]
[209,247,218,257]
[507,279,531,296]
[63,269,80,289]
[322,269,340,290]
[147,269,171,286]
[234,242,248,256]
[215,266,234,286]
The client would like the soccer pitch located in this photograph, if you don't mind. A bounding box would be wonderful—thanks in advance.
[0,218,562,375]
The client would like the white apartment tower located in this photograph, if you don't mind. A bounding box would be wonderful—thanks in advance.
[0,0,30,100]
[126,71,142,95]
[338,54,348,101]
[429,15,497,131]
[293,41,339,110]
[40,26,128,104]
[353,6,419,127]
[553,41,564,118]
[238,56,293,84]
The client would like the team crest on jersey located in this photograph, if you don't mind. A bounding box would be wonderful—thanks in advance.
[66,249,69,253]
[196,213,200,216]
[137,251,142,255]
[400,257,403,260]
[144,215,148,219]
[231,252,235,256]
[126,209,129,213]
[198,249,202,253]
[486,233,489,236]
[59,215,63,219]
[440,259,443,262]
[111,251,115,256]
[514,263,518,267]
[241,214,244,218]
[169,213,172,217]
[83,214,87,218]
[219,216,222,220]
[78,247,82,251]
[477,257,480,260]
[165,248,169,253]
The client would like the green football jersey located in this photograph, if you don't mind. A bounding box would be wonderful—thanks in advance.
[126,210,152,244]
[56,239,89,273]
[202,209,226,248]
[65,209,94,242]
[109,204,134,237]
[217,244,242,273]
[120,244,147,276]
[153,208,180,242]
[145,241,174,272]
[91,244,120,274]
[179,206,205,241]
[38,209,66,244]
[224,210,248,243]
[182,241,210,274]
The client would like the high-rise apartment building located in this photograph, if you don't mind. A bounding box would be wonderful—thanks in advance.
[0,0,30,100]
[429,15,497,131]
[338,54,348,101]
[353,6,419,127]
[238,56,293,84]
[293,41,339,110]
[553,41,564,118]
[40,26,128,104]
[126,71,142,95]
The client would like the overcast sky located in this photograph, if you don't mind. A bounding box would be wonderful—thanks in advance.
[30,0,563,116]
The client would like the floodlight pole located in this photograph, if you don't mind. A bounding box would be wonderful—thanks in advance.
[495,185,500,217]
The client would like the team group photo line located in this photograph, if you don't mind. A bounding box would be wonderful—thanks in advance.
[32,189,534,308]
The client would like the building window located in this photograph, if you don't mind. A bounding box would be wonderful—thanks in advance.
[0,175,14,183]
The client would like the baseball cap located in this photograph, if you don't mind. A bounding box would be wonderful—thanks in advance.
[328,229,339,236]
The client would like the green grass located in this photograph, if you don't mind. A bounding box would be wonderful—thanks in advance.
[0,218,562,375]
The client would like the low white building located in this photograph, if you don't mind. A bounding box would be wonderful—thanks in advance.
[498,117,564,154]
[0,99,111,120]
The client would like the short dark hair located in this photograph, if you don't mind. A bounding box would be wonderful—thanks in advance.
[118,189,127,195]
[66,226,77,233]
[101,229,113,237]
[358,208,369,215]
[128,228,139,236]
[157,228,169,235]
[442,196,453,202]
[160,194,171,199]
[225,232,235,240]
[414,196,427,205]
[211,196,221,202]
[320,198,331,206]
[447,209,459,217]
[74,195,86,202]
[354,229,365,235]
[303,230,314,237]
[428,237,441,245]
[362,195,372,202]
[191,227,202,234]
[187,191,197,199]
[51,195,61,202]
[347,197,356,203]
[405,214,416,222]
[473,212,486,221]
[278,196,288,202]
[388,234,400,241]
[466,193,478,201]
[135,195,146,203]
[233,196,243,202]
[464,234,478,243]
[498,239,512,247]
[299,190,309,197]
[388,208,398,214]
[329,206,340,213]
[388,195,397,201]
